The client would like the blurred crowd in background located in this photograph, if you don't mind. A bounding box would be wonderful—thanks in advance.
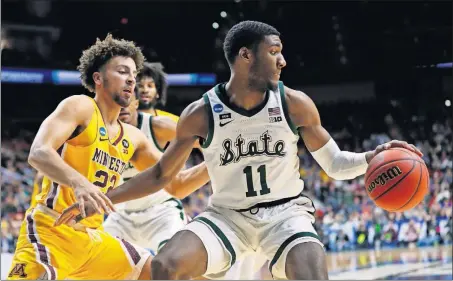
[2,0,451,257]
[2,99,451,254]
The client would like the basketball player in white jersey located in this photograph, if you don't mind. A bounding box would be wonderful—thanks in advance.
[102,90,192,255]
[104,77,265,279]
[57,21,421,279]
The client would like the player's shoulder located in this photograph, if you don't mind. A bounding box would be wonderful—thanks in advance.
[156,109,179,122]
[122,122,143,138]
[56,94,95,120]
[181,98,206,118]
[280,82,311,104]
[152,115,178,130]
[121,121,147,148]
[280,82,319,127]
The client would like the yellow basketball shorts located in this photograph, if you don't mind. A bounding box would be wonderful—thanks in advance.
[7,205,151,280]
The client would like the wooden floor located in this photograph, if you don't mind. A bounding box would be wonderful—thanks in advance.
[254,245,452,280]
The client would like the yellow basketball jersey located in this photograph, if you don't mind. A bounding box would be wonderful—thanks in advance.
[155,109,180,123]
[29,175,41,208]
[35,97,135,229]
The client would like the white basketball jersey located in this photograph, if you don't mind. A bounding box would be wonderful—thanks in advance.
[201,81,304,210]
[119,112,173,211]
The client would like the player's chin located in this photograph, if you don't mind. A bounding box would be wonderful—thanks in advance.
[115,98,131,108]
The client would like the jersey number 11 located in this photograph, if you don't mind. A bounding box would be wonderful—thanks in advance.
[243,165,270,197]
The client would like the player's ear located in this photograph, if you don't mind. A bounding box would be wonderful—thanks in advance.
[93,72,102,86]
[239,47,252,62]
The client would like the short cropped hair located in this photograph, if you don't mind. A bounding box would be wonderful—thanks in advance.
[136,62,168,106]
[78,34,145,92]
[223,21,280,65]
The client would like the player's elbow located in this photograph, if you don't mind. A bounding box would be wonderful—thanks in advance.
[28,146,49,168]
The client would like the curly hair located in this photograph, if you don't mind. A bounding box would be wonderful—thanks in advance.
[223,21,280,66]
[78,34,145,92]
[136,62,168,106]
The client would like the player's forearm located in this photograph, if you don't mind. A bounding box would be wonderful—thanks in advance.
[165,162,210,199]
[106,162,172,204]
[28,146,90,189]
[310,138,371,180]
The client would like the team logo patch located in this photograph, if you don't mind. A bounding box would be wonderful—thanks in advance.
[219,113,231,120]
[9,263,27,278]
[122,139,129,148]
[99,127,107,136]
[213,104,224,113]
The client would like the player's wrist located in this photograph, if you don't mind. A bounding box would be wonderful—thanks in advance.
[365,150,376,164]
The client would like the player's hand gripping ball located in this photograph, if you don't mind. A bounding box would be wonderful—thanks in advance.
[365,148,429,212]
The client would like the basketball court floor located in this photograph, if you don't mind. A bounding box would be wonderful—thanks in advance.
[257,245,452,280]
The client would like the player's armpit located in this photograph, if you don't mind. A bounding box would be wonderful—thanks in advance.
[106,99,210,204]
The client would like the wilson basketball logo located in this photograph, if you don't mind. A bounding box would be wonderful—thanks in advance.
[367,166,403,193]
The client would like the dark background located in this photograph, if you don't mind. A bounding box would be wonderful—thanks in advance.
[2,0,452,127]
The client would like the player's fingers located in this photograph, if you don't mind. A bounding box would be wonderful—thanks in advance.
[79,199,86,218]
[93,193,111,214]
[87,196,102,215]
[100,192,116,212]
[410,144,423,156]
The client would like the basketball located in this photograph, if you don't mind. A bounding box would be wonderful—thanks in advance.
[365,148,429,212]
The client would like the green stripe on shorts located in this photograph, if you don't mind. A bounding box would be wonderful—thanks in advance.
[193,217,236,267]
[269,232,321,274]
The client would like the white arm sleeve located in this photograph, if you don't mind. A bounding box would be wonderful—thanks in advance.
[309,138,368,180]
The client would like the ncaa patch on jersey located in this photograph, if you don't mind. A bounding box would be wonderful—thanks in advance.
[99,127,107,136]
[213,104,224,113]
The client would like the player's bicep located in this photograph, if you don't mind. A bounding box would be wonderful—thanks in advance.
[300,124,332,152]
[285,88,332,152]
[31,96,90,151]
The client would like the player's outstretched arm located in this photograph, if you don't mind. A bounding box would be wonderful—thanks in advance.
[152,115,201,150]
[107,99,210,203]
[29,95,114,217]
[284,86,422,180]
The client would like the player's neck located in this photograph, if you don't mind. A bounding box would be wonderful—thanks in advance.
[130,113,139,128]
[94,94,121,126]
[225,77,267,110]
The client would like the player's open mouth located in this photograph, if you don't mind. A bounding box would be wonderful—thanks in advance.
[140,95,151,102]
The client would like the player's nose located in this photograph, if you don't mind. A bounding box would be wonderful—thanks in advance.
[278,56,287,69]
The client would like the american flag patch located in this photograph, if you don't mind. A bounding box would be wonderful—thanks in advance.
[268,107,281,116]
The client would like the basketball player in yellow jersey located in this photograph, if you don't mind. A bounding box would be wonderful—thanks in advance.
[136,63,179,137]
[7,34,209,280]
